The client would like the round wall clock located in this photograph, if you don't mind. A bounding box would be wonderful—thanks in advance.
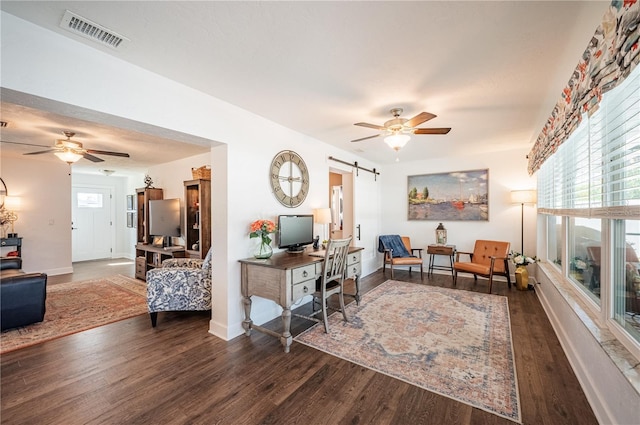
[270,150,309,208]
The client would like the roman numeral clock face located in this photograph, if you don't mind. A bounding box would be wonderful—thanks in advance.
[270,150,309,208]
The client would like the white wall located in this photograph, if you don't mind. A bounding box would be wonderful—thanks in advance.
[380,148,537,274]
[0,153,73,274]
[1,12,381,341]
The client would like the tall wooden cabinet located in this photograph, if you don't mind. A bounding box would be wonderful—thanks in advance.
[136,187,163,244]
[184,179,211,259]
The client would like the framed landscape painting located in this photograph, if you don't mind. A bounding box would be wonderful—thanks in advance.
[408,169,489,221]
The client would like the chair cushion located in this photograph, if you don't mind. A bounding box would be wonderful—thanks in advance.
[454,262,491,276]
[391,257,423,265]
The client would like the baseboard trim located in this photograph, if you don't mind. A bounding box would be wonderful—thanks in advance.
[536,264,639,425]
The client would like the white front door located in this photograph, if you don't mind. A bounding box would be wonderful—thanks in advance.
[72,186,113,262]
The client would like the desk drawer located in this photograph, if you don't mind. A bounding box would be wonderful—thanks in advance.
[346,262,361,279]
[427,245,455,255]
[292,264,316,284]
[292,280,315,301]
[347,252,361,266]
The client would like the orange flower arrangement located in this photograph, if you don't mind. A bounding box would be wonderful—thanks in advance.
[249,219,277,246]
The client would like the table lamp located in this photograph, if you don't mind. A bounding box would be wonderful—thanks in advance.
[313,208,332,242]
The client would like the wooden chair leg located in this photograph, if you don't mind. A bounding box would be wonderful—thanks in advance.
[339,290,348,323]
[453,269,457,286]
[150,312,158,327]
[504,260,512,288]
[322,298,330,333]
[390,263,394,279]
[420,264,423,281]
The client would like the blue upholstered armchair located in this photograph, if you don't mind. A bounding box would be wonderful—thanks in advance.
[146,248,212,327]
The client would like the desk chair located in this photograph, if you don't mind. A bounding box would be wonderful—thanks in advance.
[312,237,352,333]
[453,240,511,293]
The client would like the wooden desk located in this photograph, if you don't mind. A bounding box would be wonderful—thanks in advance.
[427,244,456,276]
[239,247,363,352]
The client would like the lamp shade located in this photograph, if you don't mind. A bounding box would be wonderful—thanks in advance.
[54,150,83,163]
[3,196,20,211]
[510,190,536,204]
[384,134,410,151]
[313,208,331,224]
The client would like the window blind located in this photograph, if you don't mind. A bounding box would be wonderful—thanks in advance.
[538,65,640,219]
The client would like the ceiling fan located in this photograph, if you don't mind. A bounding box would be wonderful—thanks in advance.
[5,131,130,164]
[352,108,451,151]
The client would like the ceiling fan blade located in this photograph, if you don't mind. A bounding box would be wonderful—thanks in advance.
[24,149,57,155]
[83,153,104,162]
[1,140,51,148]
[351,134,380,143]
[405,112,436,128]
[85,149,130,158]
[413,128,451,135]
[354,122,386,131]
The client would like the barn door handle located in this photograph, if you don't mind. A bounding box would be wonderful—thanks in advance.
[356,224,361,241]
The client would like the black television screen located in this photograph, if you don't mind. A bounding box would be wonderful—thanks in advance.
[149,199,181,241]
[278,214,314,252]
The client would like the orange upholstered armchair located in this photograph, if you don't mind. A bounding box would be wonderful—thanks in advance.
[453,240,511,293]
[378,235,424,280]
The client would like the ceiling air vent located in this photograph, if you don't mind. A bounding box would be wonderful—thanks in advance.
[59,10,129,49]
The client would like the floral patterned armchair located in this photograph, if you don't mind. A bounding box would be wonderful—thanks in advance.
[146,248,212,327]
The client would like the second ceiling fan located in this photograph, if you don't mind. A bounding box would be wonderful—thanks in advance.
[22,131,130,164]
[352,108,451,151]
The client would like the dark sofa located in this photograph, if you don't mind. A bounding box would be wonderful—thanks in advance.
[1,258,47,331]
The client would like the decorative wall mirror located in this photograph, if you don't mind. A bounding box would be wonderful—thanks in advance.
[0,177,7,209]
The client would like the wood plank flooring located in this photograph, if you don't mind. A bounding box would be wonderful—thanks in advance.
[1,260,597,424]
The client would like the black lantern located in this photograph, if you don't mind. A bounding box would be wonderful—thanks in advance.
[435,223,447,245]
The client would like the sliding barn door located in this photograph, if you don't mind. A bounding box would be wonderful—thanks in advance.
[351,169,381,275]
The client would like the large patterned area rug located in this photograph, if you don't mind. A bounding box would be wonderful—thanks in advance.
[295,280,521,423]
[1,274,147,354]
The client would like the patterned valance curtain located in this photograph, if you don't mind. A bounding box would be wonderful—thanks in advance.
[527,1,640,175]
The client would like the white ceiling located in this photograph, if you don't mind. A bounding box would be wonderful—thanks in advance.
[0,1,608,173]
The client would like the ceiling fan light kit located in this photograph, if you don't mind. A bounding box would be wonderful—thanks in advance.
[4,130,131,165]
[352,107,451,152]
[384,133,410,151]
[54,150,83,163]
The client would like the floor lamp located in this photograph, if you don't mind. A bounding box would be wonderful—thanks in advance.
[313,208,332,242]
[510,190,537,254]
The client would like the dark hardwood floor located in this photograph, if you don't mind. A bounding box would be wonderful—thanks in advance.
[1,260,597,425]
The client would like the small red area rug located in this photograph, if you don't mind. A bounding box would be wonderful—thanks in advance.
[294,280,521,423]
[1,275,147,354]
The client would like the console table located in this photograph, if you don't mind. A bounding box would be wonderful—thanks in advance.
[427,244,456,277]
[239,247,363,353]
[1,237,22,257]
